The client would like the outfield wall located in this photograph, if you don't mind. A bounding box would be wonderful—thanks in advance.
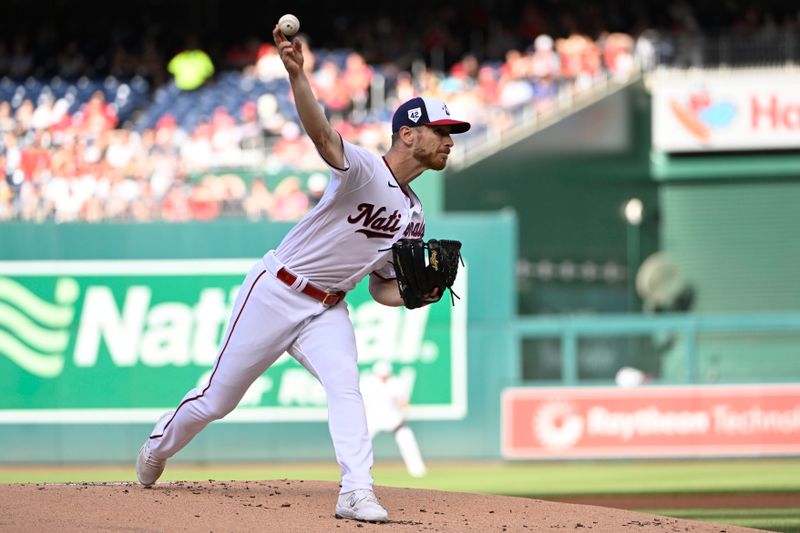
[0,212,517,463]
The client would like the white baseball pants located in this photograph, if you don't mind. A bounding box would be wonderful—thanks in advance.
[395,425,427,478]
[146,253,374,493]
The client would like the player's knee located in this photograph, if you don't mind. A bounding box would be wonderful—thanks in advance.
[321,365,359,391]
[203,399,238,421]
[324,378,361,402]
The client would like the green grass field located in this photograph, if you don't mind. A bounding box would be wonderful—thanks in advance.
[2,459,799,532]
[643,509,800,533]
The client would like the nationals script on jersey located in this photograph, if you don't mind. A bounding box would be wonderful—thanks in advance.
[270,138,424,291]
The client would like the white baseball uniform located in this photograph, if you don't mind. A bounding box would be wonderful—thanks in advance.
[145,137,425,493]
[361,366,427,478]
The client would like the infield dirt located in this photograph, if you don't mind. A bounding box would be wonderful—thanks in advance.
[0,479,772,532]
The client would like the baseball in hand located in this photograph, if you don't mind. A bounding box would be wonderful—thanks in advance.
[278,14,300,37]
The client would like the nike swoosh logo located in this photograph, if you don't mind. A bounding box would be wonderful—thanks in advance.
[388,181,399,188]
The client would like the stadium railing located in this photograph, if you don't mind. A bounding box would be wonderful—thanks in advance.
[513,312,800,385]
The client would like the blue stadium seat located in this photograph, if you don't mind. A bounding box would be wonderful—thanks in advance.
[48,77,67,98]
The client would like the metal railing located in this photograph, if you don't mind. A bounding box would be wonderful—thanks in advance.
[646,29,800,69]
[513,312,800,385]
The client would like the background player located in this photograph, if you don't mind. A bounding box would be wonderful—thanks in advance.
[362,360,427,477]
[135,22,470,523]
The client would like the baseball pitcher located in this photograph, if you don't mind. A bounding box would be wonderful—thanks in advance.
[135,22,469,524]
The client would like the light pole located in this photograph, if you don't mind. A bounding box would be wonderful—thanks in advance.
[624,198,644,312]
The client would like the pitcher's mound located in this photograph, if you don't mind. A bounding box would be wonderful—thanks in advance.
[1,479,765,532]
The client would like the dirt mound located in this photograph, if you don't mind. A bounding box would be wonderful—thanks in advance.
[0,480,765,532]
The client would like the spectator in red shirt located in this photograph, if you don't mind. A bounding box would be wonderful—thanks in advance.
[342,52,373,119]
[19,132,51,182]
[161,182,192,222]
[74,91,117,138]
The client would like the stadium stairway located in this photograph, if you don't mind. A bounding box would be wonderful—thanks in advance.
[448,70,643,171]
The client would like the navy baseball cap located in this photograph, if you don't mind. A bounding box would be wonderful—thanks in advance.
[391,96,471,134]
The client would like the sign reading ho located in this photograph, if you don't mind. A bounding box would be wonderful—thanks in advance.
[0,259,467,424]
[652,71,800,153]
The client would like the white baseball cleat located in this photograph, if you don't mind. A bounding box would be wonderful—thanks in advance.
[335,489,389,522]
[136,441,166,487]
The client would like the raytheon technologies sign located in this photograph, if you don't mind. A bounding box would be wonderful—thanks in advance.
[502,385,800,459]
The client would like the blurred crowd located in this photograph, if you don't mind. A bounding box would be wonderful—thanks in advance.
[1,30,640,223]
[1,0,797,223]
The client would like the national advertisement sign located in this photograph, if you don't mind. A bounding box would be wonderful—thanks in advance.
[652,70,800,152]
[0,259,467,423]
[502,385,800,459]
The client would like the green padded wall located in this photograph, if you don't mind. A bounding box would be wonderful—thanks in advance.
[662,182,800,312]
[660,181,800,382]
[446,83,658,316]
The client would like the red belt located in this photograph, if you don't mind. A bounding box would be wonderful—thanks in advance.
[276,268,346,307]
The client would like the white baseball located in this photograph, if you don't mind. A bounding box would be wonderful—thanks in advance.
[278,14,300,37]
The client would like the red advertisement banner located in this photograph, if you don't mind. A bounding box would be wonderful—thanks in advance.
[501,385,800,459]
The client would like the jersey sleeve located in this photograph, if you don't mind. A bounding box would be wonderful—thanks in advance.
[371,256,396,280]
[318,135,376,191]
